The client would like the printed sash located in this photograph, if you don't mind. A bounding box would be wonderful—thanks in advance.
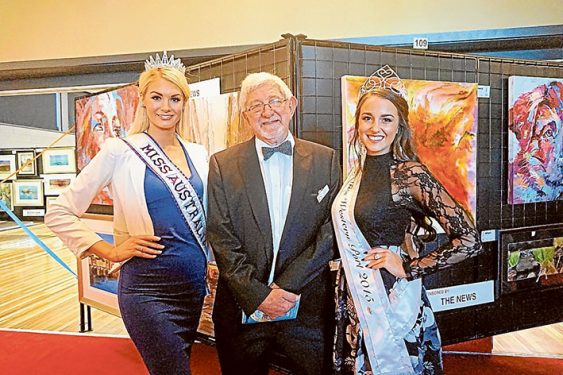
[332,166,422,375]
[123,133,208,259]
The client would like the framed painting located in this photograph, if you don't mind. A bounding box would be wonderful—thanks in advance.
[500,225,563,294]
[341,75,478,217]
[75,84,139,207]
[0,182,13,212]
[0,154,16,181]
[42,173,76,195]
[78,215,120,316]
[184,92,252,156]
[41,148,76,174]
[13,179,44,207]
[16,151,36,176]
[507,76,562,204]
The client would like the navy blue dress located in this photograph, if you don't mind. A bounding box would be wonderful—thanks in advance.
[118,146,207,375]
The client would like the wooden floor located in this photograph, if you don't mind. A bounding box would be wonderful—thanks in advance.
[0,222,561,357]
[0,223,127,336]
[493,322,563,357]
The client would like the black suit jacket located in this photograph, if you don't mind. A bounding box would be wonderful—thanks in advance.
[207,137,340,324]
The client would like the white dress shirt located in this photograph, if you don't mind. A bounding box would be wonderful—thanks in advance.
[254,133,294,284]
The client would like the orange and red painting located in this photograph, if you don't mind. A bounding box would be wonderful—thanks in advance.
[508,76,562,204]
[75,84,140,205]
[342,76,478,217]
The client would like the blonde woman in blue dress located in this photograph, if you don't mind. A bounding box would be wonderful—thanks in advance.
[46,52,209,375]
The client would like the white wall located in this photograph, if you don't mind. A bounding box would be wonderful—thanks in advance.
[0,123,75,149]
[1,0,561,63]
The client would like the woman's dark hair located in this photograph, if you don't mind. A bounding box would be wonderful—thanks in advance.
[352,88,436,243]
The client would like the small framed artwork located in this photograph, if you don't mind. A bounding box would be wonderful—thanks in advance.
[0,154,17,180]
[16,151,36,176]
[42,173,76,195]
[0,183,13,212]
[500,225,563,294]
[41,148,76,174]
[78,215,120,317]
[13,180,44,207]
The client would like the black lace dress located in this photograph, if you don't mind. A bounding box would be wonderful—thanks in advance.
[333,152,482,375]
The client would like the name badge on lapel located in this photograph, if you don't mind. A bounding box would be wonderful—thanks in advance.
[316,184,329,203]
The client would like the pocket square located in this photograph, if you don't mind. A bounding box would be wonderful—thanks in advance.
[316,184,329,203]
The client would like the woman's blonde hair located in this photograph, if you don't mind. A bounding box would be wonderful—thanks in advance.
[129,67,190,137]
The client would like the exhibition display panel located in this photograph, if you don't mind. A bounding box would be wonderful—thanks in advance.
[1,35,561,346]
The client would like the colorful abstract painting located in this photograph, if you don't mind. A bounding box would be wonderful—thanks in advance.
[508,76,563,204]
[75,84,140,205]
[507,237,563,283]
[342,76,478,217]
[182,92,252,156]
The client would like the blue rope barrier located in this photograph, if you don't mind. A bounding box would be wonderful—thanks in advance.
[0,200,77,278]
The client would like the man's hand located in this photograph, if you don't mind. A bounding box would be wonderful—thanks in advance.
[256,285,299,319]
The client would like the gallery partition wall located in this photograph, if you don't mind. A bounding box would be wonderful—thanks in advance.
[185,35,563,344]
[2,35,561,345]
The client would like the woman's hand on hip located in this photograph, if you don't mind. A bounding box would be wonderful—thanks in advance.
[363,247,407,279]
[109,235,164,262]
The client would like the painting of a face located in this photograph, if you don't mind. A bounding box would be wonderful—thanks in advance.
[508,77,563,204]
[75,84,139,205]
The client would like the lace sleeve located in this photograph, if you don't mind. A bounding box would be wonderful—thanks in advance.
[392,162,483,280]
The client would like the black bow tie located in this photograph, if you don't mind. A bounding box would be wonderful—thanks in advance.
[261,140,293,161]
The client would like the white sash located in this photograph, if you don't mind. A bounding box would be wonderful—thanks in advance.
[332,166,422,375]
[123,133,208,259]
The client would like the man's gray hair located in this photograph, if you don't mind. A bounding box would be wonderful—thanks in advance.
[239,72,293,112]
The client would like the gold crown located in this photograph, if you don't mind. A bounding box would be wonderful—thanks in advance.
[144,51,186,74]
[359,65,407,98]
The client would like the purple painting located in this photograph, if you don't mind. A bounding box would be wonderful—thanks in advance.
[508,76,563,204]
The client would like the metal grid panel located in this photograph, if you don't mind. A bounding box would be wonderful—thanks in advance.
[296,39,563,343]
[297,39,562,232]
[185,40,292,94]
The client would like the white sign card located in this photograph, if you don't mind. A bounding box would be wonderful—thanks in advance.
[426,280,495,312]
[188,77,221,98]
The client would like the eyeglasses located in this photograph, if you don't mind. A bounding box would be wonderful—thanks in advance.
[246,98,288,114]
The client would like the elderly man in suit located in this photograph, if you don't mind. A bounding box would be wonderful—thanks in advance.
[207,72,340,375]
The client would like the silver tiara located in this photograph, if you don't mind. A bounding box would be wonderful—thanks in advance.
[144,51,186,74]
[359,65,407,99]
